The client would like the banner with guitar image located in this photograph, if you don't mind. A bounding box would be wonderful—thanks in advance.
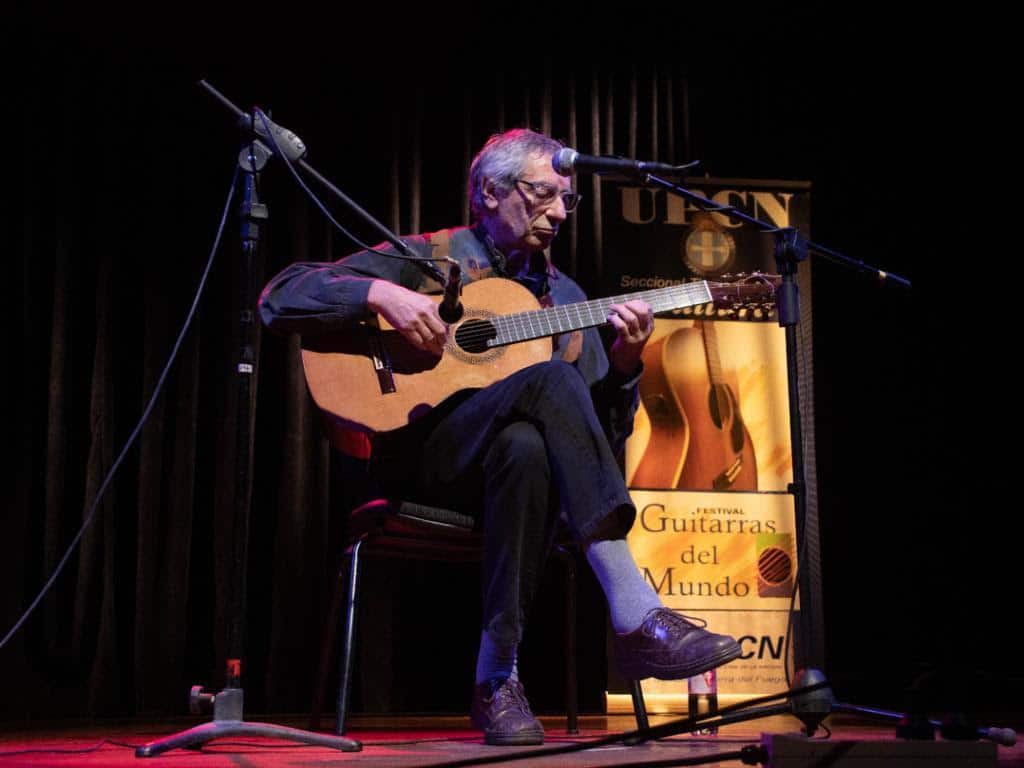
[627,317,793,492]
[598,177,816,714]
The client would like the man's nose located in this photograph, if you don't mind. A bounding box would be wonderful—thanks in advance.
[546,196,568,223]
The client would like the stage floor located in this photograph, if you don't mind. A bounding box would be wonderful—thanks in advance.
[1,712,1021,766]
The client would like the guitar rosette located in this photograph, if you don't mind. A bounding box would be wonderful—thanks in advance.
[755,532,795,598]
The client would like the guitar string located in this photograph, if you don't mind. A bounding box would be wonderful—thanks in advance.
[451,283,759,345]
[452,284,712,344]
[448,282,769,346]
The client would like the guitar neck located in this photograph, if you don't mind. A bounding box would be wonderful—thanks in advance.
[489,281,712,347]
[700,320,725,385]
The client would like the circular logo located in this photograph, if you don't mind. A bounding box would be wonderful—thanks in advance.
[757,546,793,585]
[684,213,736,276]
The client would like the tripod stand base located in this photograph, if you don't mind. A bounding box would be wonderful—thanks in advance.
[135,719,362,757]
[762,733,996,768]
[135,686,361,757]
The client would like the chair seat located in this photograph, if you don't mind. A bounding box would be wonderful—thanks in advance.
[347,499,482,560]
[350,497,479,535]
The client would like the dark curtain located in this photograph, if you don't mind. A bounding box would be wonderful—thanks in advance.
[4,10,1017,722]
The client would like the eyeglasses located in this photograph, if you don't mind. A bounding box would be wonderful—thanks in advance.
[514,178,582,213]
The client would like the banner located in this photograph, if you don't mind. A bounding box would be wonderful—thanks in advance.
[599,177,817,714]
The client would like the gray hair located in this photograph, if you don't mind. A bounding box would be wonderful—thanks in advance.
[467,128,564,222]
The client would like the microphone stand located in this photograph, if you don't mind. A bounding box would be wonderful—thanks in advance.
[198,80,450,289]
[636,168,911,674]
[139,81,462,756]
[136,114,361,757]
[611,173,1011,753]
[649,669,1014,747]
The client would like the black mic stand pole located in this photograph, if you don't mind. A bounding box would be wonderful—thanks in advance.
[136,118,361,758]
[638,169,911,677]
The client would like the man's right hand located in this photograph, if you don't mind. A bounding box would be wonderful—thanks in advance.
[366,280,448,356]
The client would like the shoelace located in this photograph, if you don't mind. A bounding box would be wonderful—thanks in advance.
[491,680,533,715]
[650,609,708,637]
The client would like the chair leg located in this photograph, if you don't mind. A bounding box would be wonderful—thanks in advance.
[555,546,579,735]
[310,553,350,731]
[336,538,364,736]
[630,679,650,734]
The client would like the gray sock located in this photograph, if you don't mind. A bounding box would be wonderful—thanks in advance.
[475,630,519,684]
[585,537,663,633]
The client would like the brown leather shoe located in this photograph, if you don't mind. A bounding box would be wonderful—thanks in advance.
[470,677,544,746]
[613,608,742,680]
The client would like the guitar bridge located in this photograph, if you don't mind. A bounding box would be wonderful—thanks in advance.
[713,456,744,490]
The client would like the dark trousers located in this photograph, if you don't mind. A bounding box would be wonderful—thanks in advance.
[371,361,635,646]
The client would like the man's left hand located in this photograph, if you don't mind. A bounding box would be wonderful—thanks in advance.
[607,300,654,377]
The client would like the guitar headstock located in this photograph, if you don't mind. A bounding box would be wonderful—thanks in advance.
[707,272,782,320]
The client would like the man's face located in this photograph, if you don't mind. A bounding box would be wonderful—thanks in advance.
[482,152,575,255]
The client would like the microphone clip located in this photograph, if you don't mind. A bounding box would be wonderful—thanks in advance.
[438,260,464,323]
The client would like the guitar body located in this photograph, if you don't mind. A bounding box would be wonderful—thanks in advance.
[667,324,758,491]
[301,278,551,434]
[634,323,758,491]
[632,334,690,488]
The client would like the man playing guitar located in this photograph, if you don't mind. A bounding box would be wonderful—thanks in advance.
[259,129,741,746]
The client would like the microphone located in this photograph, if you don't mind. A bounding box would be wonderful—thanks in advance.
[438,262,464,324]
[237,109,307,163]
[551,148,698,178]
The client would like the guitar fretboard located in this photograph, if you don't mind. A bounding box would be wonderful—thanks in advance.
[489,281,713,347]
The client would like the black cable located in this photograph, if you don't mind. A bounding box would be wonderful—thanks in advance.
[0,737,151,756]
[106,739,145,749]
[581,746,768,768]
[0,166,239,652]
[0,740,111,757]
[418,680,830,768]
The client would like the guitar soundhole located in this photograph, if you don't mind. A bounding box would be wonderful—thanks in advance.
[455,318,499,355]
[708,384,733,430]
[646,394,673,422]
[709,385,746,453]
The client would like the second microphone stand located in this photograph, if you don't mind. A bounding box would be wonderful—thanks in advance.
[136,127,361,758]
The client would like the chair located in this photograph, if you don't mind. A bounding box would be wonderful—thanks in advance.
[311,497,592,735]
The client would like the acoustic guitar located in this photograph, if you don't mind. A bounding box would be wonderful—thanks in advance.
[301,275,778,434]
[632,321,758,491]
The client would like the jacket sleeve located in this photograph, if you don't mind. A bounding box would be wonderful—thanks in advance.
[257,239,432,335]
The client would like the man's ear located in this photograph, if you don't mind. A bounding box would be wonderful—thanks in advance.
[481,178,502,211]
